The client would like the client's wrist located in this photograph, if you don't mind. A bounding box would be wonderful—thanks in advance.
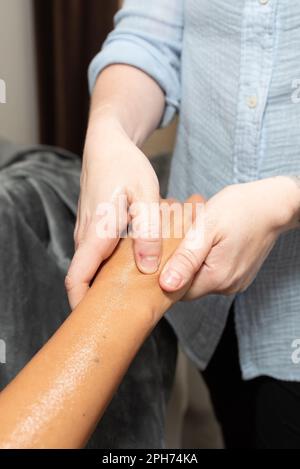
[90,238,183,328]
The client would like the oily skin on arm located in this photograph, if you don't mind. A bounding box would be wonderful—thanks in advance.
[0,195,204,449]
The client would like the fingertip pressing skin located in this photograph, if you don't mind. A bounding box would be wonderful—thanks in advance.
[132,196,162,275]
[134,238,162,275]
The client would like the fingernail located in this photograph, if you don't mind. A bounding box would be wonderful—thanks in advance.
[139,256,159,274]
[161,269,182,289]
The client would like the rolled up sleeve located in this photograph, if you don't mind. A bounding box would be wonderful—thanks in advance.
[88,0,183,127]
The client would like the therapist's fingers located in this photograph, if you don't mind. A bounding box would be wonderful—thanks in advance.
[65,222,119,309]
[66,195,128,309]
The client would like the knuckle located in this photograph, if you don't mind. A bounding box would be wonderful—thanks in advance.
[233,279,250,294]
[145,173,159,193]
[74,222,89,247]
[146,168,160,191]
[239,283,249,293]
[75,236,85,249]
[222,286,238,296]
[212,269,231,292]
[73,226,78,243]
[213,268,242,295]
[152,176,160,193]
[135,173,160,199]
[64,274,75,292]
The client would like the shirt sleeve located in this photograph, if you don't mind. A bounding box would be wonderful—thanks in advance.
[88,0,184,127]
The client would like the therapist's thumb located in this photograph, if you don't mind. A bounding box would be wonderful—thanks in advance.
[131,188,161,274]
[159,212,211,292]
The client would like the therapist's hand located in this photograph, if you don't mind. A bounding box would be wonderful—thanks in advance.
[159,177,300,300]
[66,117,161,309]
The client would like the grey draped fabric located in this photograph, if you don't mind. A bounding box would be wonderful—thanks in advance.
[0,141,176,448]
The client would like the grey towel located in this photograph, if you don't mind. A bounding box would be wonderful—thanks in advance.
[0,141,176,448]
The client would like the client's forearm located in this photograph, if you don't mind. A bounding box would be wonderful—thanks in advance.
[0,195,203,448]
[0,224,185,448]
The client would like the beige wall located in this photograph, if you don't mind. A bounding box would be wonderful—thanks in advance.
[143,117,177,158]
[0,0,38,145]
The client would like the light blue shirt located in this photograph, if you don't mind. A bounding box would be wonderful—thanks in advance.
[89,0,300,381]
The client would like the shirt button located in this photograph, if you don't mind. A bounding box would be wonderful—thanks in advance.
[246,96,258,109]
[259,0,269,5]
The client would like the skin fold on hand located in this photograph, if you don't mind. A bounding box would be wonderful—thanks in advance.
[0,195,204,449]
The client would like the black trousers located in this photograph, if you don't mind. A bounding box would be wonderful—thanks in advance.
[203,305,300,449]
